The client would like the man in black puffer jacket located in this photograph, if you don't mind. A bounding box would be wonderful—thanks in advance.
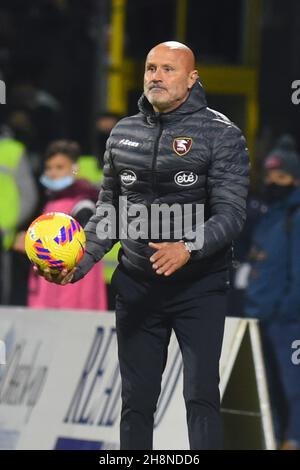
[40,42,249,449]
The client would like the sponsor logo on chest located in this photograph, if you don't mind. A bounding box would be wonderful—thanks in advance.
[119,138,140,148]
[174,171,198,186]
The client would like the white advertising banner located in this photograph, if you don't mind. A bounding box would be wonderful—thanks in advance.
[0,308,271,450]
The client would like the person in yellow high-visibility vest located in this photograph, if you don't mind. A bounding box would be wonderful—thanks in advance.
[77,155,103,186]
[0,133,38,304]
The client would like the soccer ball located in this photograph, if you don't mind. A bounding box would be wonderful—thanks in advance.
[25,212,86,274]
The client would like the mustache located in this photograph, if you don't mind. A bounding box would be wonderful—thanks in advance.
[148,84,167,91]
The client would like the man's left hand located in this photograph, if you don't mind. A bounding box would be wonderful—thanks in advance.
[149,242,190,277]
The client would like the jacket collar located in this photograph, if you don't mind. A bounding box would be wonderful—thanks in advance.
[138,80,207,124]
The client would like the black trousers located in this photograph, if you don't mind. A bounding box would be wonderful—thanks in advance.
[113,266,228,450]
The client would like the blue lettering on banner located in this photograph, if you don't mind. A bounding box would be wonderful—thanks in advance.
[55,437,104,450]
[64,326,183,429]
[64,327,121,426]
[0,341,48,407]
[54,437,119,450]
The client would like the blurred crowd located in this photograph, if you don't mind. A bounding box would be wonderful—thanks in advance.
[0,109,120,310]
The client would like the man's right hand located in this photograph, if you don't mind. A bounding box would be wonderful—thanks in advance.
[33,265,77,285]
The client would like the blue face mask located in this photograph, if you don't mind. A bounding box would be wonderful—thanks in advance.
[40,174,75,191]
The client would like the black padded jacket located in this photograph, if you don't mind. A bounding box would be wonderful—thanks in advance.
[72,81,249,283]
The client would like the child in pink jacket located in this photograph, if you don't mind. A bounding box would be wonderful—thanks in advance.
[27,140,107,310]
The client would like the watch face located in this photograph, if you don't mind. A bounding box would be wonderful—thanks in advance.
[185,242,194,253]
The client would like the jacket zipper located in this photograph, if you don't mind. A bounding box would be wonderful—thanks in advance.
[151,119,163,191]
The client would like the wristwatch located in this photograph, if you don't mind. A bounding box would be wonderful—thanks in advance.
[180,240,194,254]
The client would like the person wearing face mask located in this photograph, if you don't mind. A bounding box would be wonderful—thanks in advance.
[26,139,107,310]
[245,135,300,450]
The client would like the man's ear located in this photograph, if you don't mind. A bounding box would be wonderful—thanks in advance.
[188,70,198,89]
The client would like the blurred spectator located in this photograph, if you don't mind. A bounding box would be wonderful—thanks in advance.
[8,80,65,169]
[94,113,120,167]
[244,135,300,449]
[228,185,268,317]
[0,7,14,78]
[23,139,107,310]
[0,122,38,304]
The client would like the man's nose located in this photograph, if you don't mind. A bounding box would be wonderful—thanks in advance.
[151,69,163,81]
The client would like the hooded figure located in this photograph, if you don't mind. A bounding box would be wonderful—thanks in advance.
[245,134,300,449]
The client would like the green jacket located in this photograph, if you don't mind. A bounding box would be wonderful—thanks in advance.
[0,138,24,249]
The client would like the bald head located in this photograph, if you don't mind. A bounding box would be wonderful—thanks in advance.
[144,41,198,113]
[147,41,196,72]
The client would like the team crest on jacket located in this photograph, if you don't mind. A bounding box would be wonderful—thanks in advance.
[173,137,193,156]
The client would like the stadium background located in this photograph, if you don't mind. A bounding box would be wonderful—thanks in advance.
[1,0,300,168]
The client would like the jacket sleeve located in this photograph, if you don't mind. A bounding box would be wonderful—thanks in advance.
[72,143,120,282]
[275,211,300,321]
[185,124,250,259]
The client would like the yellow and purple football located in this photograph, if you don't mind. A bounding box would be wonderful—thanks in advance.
[25,212,86,273]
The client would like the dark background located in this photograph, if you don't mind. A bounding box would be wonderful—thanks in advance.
[0,0,300,160]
